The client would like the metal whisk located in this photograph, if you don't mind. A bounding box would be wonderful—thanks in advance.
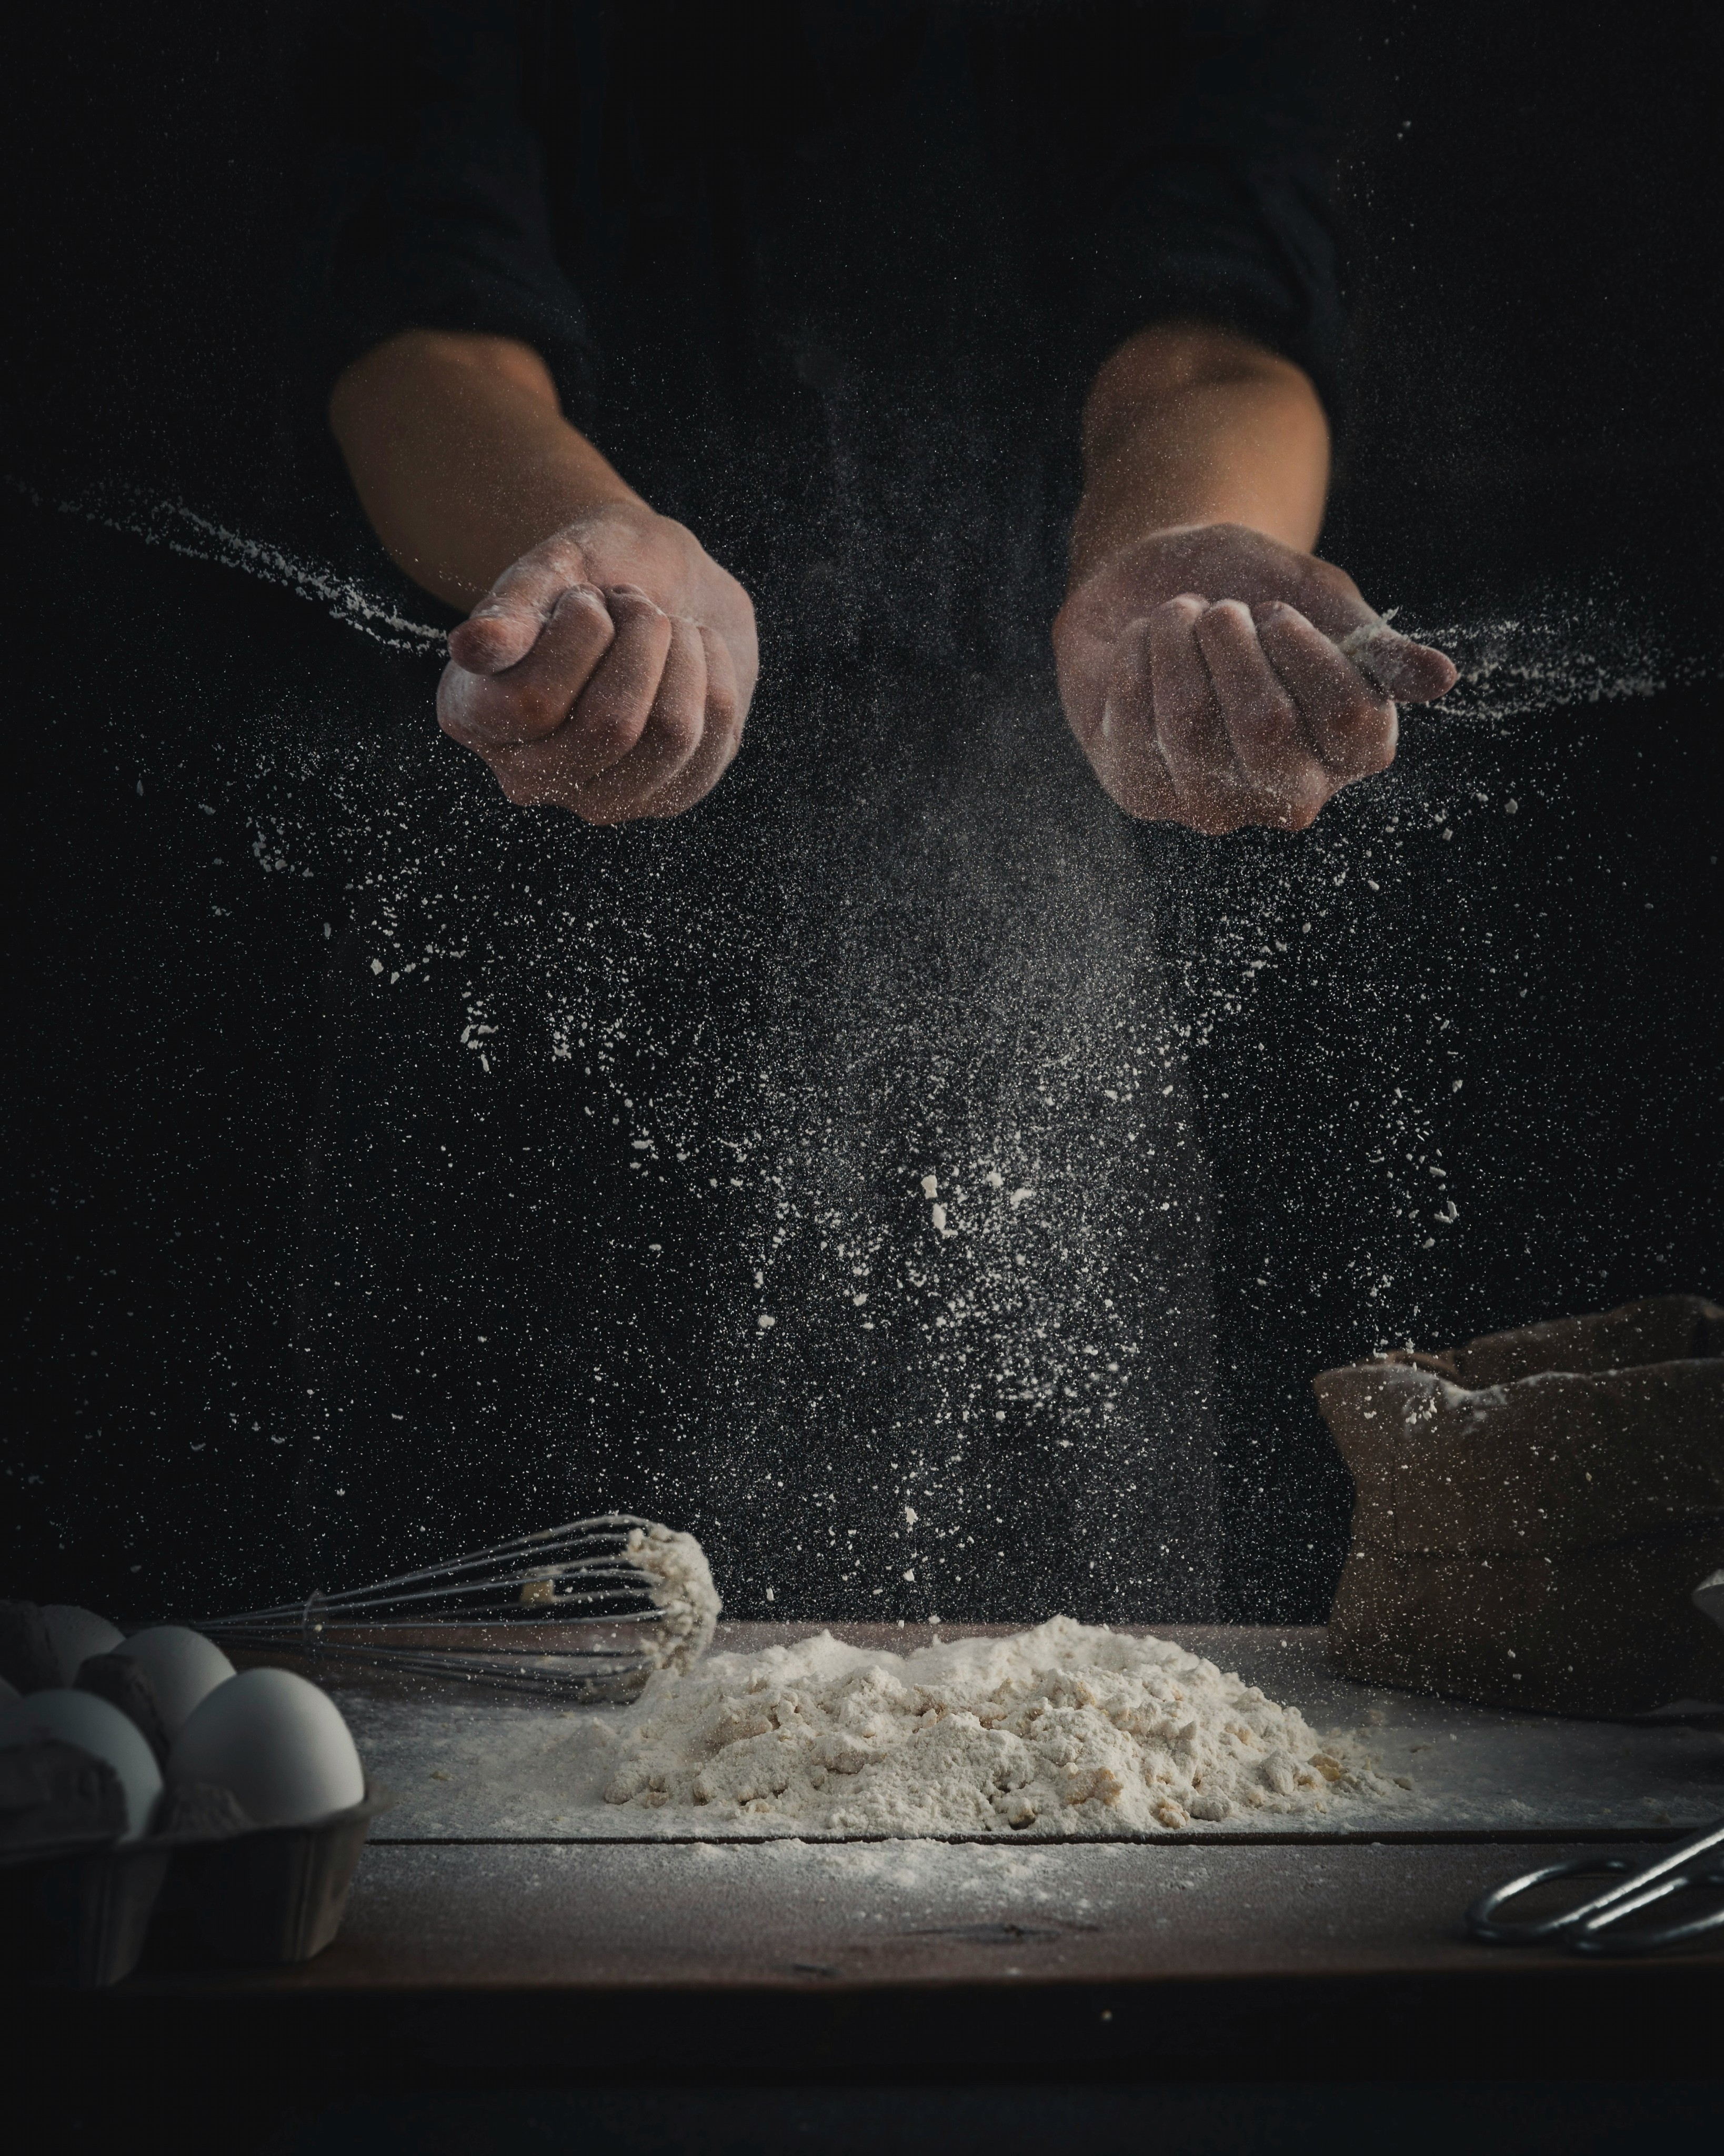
[192,1515,719,1701]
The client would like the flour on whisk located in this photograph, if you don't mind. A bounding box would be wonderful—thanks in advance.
[624,1524,721,1670]
[600,1616,1402,1833]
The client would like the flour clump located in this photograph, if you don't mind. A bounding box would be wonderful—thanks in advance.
[624,1524,721,1670]
[601,1616,1399,1833]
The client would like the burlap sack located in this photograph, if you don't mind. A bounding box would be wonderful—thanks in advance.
[1314,1295,1724,1715]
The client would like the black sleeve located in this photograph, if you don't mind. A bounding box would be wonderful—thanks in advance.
[980,2,1346,414]
[292,0,599,427]
[1095,3,1345,408]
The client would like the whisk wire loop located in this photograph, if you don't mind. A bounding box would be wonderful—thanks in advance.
[190,1514,716,1701]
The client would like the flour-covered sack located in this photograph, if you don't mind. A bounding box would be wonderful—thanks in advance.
[1316,1295,1724,1716]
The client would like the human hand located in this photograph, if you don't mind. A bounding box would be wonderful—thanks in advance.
[1052,522,1458,834]
[437,503,759,823]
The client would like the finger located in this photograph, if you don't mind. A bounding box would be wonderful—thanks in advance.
[446,541,589,674]
[1195,600,1328,830]
[1255,601,1398,777]
[698,621,744,738]
[439,582,614,747]
[1268,570,1459,706]
[570,584,676,763]
[1335,622,1458,703]
[478,584,671,805]
[1148,594,1247,833]
[566,616,707,825]
[1088,616,1178,819]
[645,625,747,820]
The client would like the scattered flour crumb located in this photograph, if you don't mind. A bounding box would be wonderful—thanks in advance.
[601,1616,1400,1833]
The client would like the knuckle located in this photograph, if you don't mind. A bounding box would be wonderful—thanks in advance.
[558,586,613,640]
[522,533,587,576]
[1308,558,1361,603]
[605,584,667,620]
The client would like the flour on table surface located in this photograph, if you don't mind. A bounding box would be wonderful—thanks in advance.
[684,1834,1080,1898]
[598,1616,1404,1835]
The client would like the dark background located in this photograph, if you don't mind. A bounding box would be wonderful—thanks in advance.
[3,1,1721,1622]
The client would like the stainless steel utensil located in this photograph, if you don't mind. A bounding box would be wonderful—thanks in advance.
[1465,1818,1724,1955]
[191,1515,717,1702]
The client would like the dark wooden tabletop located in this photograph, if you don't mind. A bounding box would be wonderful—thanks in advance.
[13,1626,1724,2125]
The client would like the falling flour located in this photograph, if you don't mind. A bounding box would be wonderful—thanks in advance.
[598,1616,1404,1834]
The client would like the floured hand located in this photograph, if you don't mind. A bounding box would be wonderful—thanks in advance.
[438,503,758,825]
[1053,522,1457,834]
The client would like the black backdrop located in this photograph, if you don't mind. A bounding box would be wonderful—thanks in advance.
[3,2,1721,1623]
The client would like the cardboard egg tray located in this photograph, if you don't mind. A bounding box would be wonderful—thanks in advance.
[0,1752,387,1988]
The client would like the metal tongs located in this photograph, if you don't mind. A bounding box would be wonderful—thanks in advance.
[1466,1818,1724,1956]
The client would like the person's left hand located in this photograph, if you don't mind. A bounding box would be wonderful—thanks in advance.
[1053,522,1458,834]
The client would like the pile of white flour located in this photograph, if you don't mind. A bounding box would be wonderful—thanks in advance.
[598,1617,1402,1834]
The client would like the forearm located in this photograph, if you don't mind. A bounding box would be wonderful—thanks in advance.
[328,330,642,610]
[1069,321,1331,583]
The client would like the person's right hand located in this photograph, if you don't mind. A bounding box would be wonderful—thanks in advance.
[1054,523,1457,835]
[437,503,758,823]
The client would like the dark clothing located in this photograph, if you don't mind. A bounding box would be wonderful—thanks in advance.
[299,1,1341,658]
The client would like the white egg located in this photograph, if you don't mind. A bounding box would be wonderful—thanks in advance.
[168,1667,364,1827]
[115,1626,236,1739]
[41,1605,124,1684]
[0,1688,164,1839]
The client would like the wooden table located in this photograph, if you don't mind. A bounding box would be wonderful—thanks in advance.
[15,1626,1724,2140]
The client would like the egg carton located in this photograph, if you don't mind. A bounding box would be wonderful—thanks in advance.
[0,1745,388,1988]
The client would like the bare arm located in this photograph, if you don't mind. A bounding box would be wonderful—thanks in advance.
[329,330,757,824]
[329,330,641,607]
[1054,322,1455,833]
[1069,322,1330,575]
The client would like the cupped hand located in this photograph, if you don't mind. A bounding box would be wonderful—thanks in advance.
[1053,523,1458,834]
[437,504,759,823]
